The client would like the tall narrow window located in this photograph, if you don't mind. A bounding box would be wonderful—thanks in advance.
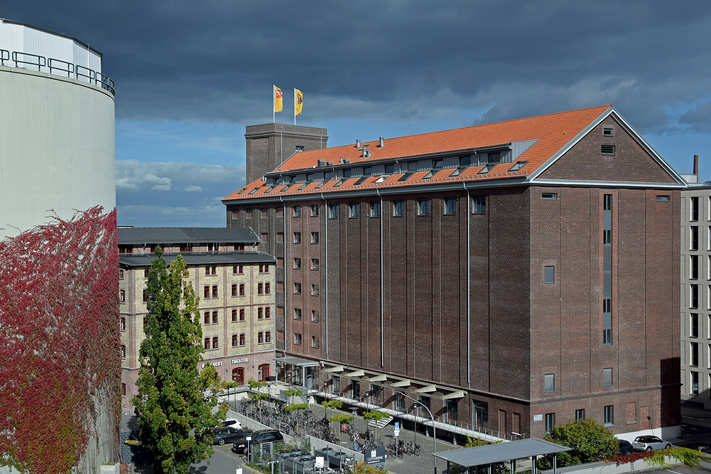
[603,194,613,346]
[691,342,699,367]
[417,199,430,216]
[691,284,699,309]
[329,204,338,219]
[603,368,613,386]
[311,205,319,217]
[293,206,301,218]
[691,196,700,222]
[691,371,700,395]
[691,313,699,338]
[691,226,699,251]
[349,203,359,218]
[603,405,614,425]
[472,196,486,214]
[691,255,699,280]
[544,266,555,284]
[544,374,555,393]
[370,202,381,217]
[444,197,457,215]
[545,413,555,433]
[393,200,404,217]
[575,409,585,421]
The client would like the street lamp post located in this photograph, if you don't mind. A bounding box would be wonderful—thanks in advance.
[396,390,436,474]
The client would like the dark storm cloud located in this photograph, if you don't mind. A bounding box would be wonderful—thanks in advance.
[680,100,711,134]
[5,0,711,132]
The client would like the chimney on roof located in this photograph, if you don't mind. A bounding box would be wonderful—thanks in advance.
[360,145,370,158]
[379,137,385,148]
[694,154,699,176]
[355,139,361,148]
[317,159,325,168]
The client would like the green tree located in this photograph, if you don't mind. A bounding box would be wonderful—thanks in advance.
[329,414,353,443]
[540,418,618,468]
[132,249,227,474]
[363,410,389,441]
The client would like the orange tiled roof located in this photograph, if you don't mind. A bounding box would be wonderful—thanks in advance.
[224,105,612,201]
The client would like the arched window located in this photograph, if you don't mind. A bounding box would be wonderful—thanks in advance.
[232,367,244,385]
[258,364,270,382]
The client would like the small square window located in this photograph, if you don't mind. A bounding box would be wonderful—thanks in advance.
[311,258,319,270]
[329,204,339,219]
[294,308,302,320]
[311,284,320,296]
[311,232,319,244]
[417,199,430,216]
[544,373,555,393]
[575,409,585,421]
[370,202,381,217]
[294,333,302,345]
[312,336,320,348]
[312,310,319,322]
[349,203,359,218]
[311,205,319,217]
[601,144,615,155]
[393,200,404,217]
[293,206,302,218]
[603,128,614,137]
[444,197,457,215]
[294,258,302,269]
[293,232,301,244]
[544,266,555,284]
[294,283,302,294]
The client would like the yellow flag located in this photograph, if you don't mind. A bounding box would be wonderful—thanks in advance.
[274,86,283,112]
[294,89,303,116]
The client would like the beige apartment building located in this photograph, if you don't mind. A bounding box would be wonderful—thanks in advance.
[118,228,276,410]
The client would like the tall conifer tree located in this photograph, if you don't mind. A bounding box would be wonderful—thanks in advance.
[132,248,227,474]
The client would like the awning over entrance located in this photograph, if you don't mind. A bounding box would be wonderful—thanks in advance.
[275,356,320,367]
[433,438,571,472]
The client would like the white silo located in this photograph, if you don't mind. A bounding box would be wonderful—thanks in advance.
[0,19,115,239]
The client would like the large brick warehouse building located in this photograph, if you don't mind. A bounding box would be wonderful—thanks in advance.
[223,105,684,439]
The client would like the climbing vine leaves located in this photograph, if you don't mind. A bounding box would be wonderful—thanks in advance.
[0,207,120,473]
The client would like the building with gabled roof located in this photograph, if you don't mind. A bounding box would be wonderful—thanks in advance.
[118,227,276,411]
[223,105,684,440]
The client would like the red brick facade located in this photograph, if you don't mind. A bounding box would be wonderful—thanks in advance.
[225,108,682,439]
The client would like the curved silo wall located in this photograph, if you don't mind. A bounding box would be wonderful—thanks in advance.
[0,65,115,239]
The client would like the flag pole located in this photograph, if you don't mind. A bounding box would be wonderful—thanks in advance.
[273,85,275,124]
[294,88,297,125]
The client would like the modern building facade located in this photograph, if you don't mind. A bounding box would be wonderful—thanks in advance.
[0,19,115,239]
[118,228,277,409]
[223,106,684,440]
[680,161,711,410]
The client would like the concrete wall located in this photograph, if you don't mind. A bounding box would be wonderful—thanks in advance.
[0,65,115,239]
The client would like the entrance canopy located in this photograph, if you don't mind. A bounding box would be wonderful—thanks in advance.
[275,356,320,367]
[433,438,571,468]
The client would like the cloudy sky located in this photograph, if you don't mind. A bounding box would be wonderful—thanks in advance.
[5,1,711,227]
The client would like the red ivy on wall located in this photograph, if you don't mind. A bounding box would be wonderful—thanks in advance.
[0,207,120,473]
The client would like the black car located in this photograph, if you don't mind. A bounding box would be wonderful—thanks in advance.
[213,427,251,446]
[231,429,283,454]
[618,439,634,455]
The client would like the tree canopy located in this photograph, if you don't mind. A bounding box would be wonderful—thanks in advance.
[132,249,227,474]
[541,418,618,468]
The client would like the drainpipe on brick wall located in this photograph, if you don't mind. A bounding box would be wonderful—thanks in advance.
[464,182,471,387]
[377,188,384,368]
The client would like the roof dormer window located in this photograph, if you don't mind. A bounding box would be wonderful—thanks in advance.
[509,161,528,172]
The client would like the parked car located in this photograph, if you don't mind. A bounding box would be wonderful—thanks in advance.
[213,427,251,446]
[231,429,283,454]
[222,418,243,430]
[632,435,671,451]
[618,439,634,455]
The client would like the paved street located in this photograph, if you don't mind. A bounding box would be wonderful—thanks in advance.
[121,407,711,474]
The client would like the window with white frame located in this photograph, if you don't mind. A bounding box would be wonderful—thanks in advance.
[417,199,430,216]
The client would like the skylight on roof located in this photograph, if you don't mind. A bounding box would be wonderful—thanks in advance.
[509,161,528,172]
[333,179,345,187]
[478,164,496,174]
[398,172,414,182]
[248,188,258,195]
[354,177,368,185]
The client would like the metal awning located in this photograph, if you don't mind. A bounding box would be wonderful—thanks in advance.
[415,384,437,393]
[368,374,388,382]
[322,365,344,373]
[433,438,571,468]
[344,370,365,378]
[390,379,411,388]
[274,357,320,367]
[441,390,466,400]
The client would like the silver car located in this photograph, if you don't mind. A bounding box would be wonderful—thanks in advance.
[632,435,671,451]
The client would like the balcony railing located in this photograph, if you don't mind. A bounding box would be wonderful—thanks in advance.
[1,48,115,96]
